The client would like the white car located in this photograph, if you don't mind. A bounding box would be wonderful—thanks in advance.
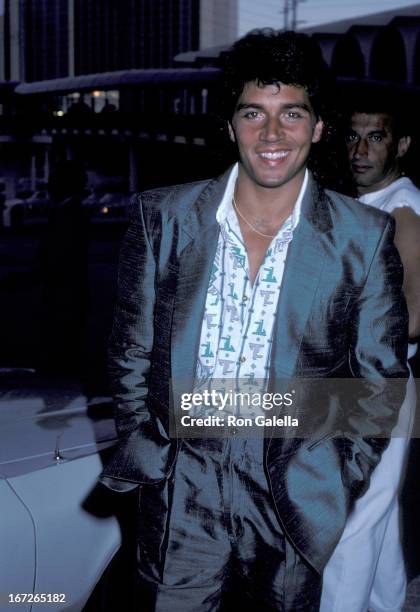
[0,370,121,611]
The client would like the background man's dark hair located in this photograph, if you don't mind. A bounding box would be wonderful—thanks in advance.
[341,82,413,140]
[218,28,353,193]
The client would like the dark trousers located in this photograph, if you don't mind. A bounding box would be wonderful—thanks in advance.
[135,438,321,611]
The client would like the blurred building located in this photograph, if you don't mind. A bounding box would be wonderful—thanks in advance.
[200,0,238,48]
[1,0,200,82]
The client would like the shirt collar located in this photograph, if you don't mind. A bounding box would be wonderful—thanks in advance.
[358,177,407,204]
[216,163,307,233]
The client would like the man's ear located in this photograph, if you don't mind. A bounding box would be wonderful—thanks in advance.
[228,122,236,143]
[397,135,411,159]
[312,119,324,144]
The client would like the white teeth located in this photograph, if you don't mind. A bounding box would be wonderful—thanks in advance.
[260,151,288,160]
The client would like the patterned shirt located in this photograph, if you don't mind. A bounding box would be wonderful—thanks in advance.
[194,164,307,417]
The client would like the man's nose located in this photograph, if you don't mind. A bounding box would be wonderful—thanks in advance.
[261,116,284,142]
[352,138,368,158]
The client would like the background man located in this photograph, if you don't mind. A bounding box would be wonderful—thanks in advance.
[101,32,408,611]
[321,87,420,612]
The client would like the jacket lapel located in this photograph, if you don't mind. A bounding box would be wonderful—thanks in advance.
[170,170,231,402]
[269,176,333,383]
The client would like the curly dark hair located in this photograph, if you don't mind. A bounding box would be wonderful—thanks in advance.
[220,29,331,121]
[218,29,354,193]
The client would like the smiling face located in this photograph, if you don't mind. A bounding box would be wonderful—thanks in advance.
[346,112,410,195]
[228,81,323,195]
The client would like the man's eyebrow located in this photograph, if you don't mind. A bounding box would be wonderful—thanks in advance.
[235,103,263,111]
[235,102,312,112]
[281,102,312,112]
[368,129,387,136]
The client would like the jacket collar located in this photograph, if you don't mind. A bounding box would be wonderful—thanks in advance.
[181,168,333,240]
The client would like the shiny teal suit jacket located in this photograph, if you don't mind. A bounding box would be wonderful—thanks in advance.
[101,169,408,573]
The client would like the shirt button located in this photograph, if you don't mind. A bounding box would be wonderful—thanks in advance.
[240,356,246,363]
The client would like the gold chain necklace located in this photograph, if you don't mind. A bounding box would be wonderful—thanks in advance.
[232,193,276,239]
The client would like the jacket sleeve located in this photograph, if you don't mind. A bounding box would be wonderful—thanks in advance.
[100,195,176,490]
[340,216,409,500]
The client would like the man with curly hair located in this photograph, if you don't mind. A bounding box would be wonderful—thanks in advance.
[101,30,408,611]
